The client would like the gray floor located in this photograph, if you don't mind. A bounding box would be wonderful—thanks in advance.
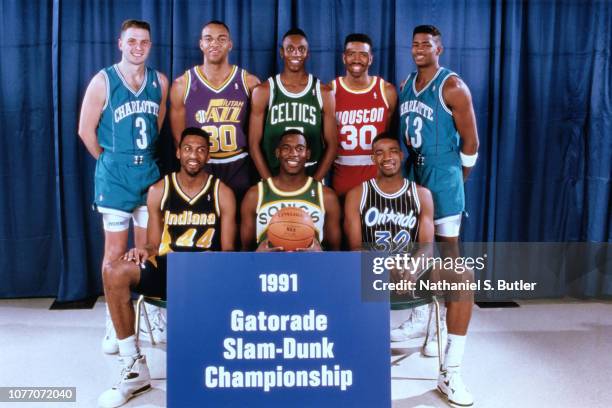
[1,298,611,408]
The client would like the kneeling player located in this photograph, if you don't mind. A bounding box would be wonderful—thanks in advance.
[241,129,341,251]
[98,127,236,408]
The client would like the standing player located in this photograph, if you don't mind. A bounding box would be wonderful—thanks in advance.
[330,33,397,196]
[249,28,337,181]
[170,20,260,202]
[98,127,236,407]
[241,130,341,251]
[78,20,169,355]
[398,25,479,406]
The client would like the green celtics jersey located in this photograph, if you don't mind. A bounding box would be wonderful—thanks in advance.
[255,177,325,244]
[263,74,323,171]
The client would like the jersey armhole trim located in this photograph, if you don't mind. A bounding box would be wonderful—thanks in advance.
[241,69,250,97]
[359,181,368,214]
[256,182,264,213]
[183,70,191,104]
[316,79,323,109]
[331,79,336,93]
[318,182,325,214]
[214,178,221,217]
[267,77,275,108]
[379,78,389,109]
[439,72,458,116]
[160,175,170,210]
[100,70,110,111]
[412,182,421,214]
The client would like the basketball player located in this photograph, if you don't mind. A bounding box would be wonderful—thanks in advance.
[241,130,341,251]
[249,28,337,181]
[398,25,480,407]
[98,127,236,408]
[330,33,397,196]
[78,20,169,355]
[169,20,260,202]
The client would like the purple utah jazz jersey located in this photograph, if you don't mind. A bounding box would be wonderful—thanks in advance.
[184,65,250,164]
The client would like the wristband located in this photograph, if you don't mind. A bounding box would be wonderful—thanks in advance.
[460,151,478,167]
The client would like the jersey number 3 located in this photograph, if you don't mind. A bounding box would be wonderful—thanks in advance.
[135,117,149,149]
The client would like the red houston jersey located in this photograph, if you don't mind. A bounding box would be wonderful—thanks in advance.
[332,76,390,195]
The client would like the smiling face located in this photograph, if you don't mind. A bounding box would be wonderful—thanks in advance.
[280,35,309,73]
[411,32,442,68]
[200,23,232,64]
[275,133,310,175]
[177,134,210,176]
[371,137,403,177]
[119,27,152,65]
[343,41,373,78]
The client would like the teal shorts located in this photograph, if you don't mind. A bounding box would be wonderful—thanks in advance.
[408,151,464,220]
[94,152,160,214]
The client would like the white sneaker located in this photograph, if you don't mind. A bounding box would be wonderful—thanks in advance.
[141,304,167,344]
[102,312,119,355]
[390,305,429,342]
[98,354,151,408]
[422,305,447,357]
[438,367,474,407]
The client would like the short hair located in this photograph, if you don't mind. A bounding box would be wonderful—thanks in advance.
[202,20,230,36]
[277,129,310,148]
[413,25,442,39]
[371,132,400,148]
[344,33,373,50]
[180,127,210,145]
[282,28,308,42]
[120,19,151,36]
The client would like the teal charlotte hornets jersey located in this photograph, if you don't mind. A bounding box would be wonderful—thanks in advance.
[399,67,459,156]
[94,65,162,214]
[398,67,464,220]
[98,64,162,155]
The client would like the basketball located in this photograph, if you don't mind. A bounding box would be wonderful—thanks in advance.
[267,207,316,251]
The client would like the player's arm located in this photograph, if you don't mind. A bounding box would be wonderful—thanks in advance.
[244,72,261,94]
[78,72,106,159]
[343,184,364,251]
[443,76,479,181]
[248,82,272,179]
[416,185,434,244]
[218,181,236,251]
[322,186,341,250]
[313,85,338,182]
[157,72,170,131]
[240,185,259,251]
[383,81,398,131]
[169,73,188,147]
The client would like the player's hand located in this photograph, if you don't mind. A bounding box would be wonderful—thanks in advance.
[295,240,322,252]
[256,239,284,252]
[390,267,412,295]
[122,248,149,264]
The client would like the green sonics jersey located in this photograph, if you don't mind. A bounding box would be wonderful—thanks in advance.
[98,64,162,155]
[263,74,323,171]
[255,177,325,244]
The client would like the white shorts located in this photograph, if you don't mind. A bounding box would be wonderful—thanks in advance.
[98,206,148,232]
[434,214,462,237]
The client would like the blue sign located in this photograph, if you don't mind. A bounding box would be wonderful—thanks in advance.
[168,252,390,408]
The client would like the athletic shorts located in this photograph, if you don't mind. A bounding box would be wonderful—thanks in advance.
[407,151,464,220]
[132,255,167,299]
[332,163,377,196]
[94,151,160,213]
[205,156,252,203]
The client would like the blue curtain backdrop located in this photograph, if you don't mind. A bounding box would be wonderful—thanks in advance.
[0,0,610,300]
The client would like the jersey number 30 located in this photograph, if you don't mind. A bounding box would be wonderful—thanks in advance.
[340,124,377,150]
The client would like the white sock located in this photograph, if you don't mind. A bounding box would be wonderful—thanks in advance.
[117,335,139,357]
[444,333,466,370]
